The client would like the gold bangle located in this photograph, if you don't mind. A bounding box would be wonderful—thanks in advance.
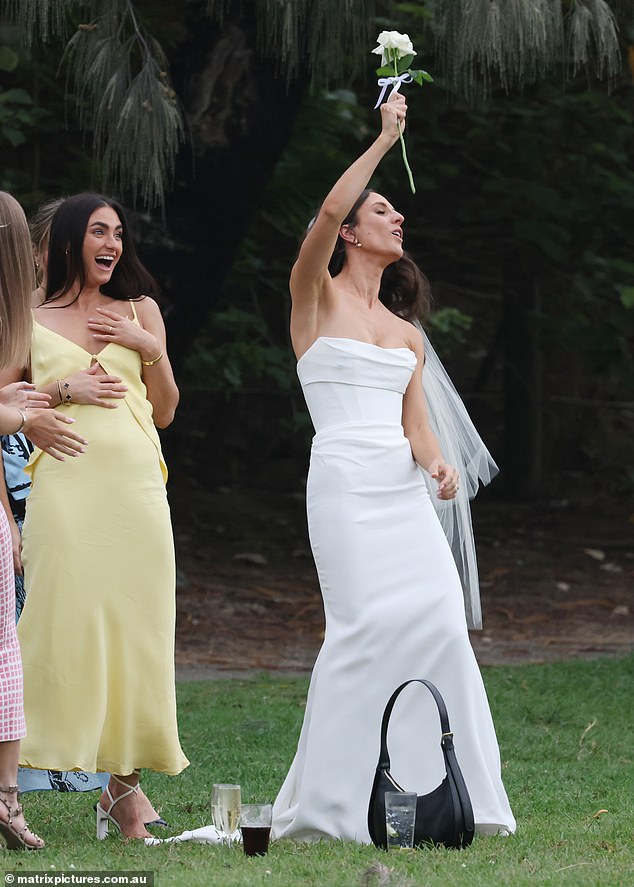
[141,350,163,367]
[14,409,27,434]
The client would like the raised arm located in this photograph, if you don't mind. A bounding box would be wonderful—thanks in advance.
[289,94,407,331]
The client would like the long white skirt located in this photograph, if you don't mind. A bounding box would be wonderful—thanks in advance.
[272,422,515,842]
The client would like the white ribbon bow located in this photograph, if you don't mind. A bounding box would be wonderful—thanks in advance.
[373,73,413,109]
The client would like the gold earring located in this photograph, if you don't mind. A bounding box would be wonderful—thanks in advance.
[353,237,362,248]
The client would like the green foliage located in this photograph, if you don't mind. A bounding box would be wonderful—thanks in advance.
[404,80,634,379]
[375,50,433,86]
[0,44,19,70]
[183,305,294,396]
[0,35,98,202]
[620,285,634,310]
[0,86,36,147]
[428,307,472,353]
[15,657,634,886]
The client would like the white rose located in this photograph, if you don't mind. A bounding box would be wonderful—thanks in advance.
[371,30,416,66]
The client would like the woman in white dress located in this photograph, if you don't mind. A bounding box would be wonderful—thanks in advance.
[272,94,516,842]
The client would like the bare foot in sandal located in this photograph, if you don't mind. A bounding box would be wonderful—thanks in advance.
[0,785,44,850]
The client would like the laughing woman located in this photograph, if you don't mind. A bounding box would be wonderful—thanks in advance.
[13,194,188,839]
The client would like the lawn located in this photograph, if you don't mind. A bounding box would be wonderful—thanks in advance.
[3,656,632,886]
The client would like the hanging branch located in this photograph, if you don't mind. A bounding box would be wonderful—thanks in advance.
[2,0,184,208]
[2,0,70,43]
[428,0,621,101]
[61,0,184,208]
[205,0,376,86]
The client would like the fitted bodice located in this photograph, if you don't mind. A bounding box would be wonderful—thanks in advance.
[297,337,416,433]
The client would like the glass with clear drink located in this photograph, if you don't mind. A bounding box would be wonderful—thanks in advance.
[211,783,241,844]
[384,791,417,850]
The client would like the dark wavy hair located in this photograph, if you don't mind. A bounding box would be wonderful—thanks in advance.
[327,189,431,322]
[44,193,159,305]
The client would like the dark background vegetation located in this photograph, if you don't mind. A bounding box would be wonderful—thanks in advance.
[1,0,633,516]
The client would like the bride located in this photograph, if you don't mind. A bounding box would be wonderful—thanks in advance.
[272,93,515,842]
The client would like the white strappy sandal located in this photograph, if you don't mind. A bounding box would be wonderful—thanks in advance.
[96,773,149,840]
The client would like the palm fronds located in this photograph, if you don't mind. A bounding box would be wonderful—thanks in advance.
[2,0,626,206]
[206,0,375,84]
[429,0,621,100]
[3,0,184,207]
[62,2,183,207]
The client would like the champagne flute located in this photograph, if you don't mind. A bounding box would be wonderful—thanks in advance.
[211,783,241,845]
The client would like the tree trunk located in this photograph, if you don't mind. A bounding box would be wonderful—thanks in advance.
[139,15,305,371]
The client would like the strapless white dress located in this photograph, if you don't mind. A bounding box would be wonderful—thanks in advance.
[272,337,515,842]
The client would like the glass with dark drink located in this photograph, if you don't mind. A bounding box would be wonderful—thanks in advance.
[240,803,272,856]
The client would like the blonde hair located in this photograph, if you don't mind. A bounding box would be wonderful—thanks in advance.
[0,192,34,369]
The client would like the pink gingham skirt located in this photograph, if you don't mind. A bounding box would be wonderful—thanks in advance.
[0,509,25,741]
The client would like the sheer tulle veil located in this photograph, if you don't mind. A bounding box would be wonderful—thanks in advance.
[415,321,498,629]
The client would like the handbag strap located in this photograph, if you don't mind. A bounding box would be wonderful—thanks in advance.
[378,679,453,770]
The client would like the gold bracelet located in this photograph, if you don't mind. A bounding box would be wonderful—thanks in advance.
[57,379,72,404]
[14,409,27,434]
[141,350,163,367]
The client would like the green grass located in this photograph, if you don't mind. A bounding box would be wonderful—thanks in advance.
[2,657,632,886]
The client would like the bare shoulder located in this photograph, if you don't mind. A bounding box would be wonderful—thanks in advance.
[393,314,424,357]
[132,295,163,326]
[32,303,54,326]
[289,258,331,304]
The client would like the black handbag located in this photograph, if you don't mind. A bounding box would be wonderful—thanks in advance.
[368,678,475,850]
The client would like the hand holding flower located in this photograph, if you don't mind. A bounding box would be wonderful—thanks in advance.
[378,93,407,147]
[371,30,433,194]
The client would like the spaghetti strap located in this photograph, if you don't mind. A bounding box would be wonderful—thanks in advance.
[129,300,139,323]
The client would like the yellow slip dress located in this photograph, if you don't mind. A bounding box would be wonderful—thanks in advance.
[18,303,189,775]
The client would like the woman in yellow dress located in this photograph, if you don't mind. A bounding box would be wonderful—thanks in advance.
[14,193,189,840]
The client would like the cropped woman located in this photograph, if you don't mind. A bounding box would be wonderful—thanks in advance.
[0,200,66,623]
[271,95,515,841]
[12,193,188,840]
[0,191,88,849]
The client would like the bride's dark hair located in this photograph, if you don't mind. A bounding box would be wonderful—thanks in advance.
[327,189,432,322]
